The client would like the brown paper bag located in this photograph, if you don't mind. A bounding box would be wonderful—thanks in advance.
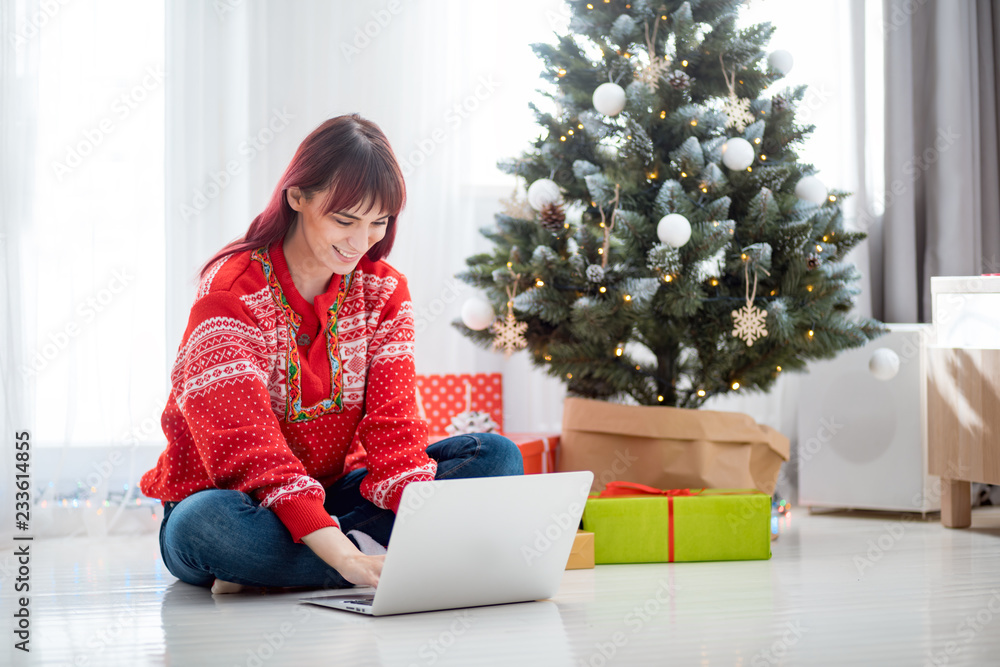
[557,397,790,495]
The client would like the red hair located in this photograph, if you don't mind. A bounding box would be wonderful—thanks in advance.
[197,114,406,281]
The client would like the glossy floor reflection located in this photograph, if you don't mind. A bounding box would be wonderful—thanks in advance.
[2,506,999,666]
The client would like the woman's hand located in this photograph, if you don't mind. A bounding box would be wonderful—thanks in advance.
[300,526,384,588]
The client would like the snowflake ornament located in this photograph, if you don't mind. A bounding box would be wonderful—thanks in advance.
[491,311,528,356]
[731,302,768,346]
[635,58,672,91]
[722,92,755,132]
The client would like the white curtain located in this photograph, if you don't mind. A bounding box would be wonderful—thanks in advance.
[1,0,42,552]
[165,0,571,434]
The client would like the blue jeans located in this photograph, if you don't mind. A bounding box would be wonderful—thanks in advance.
[158,433,523,590]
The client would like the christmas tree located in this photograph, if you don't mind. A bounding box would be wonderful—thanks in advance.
[454,0,884,409]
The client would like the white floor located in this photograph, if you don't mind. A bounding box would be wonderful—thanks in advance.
[2,506,1000,666]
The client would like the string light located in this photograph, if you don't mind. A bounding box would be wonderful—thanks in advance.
[544,355,552,361]
[599,286,607,293]
[754,138,761,144]
[647,171,658,180]
[598,247,604,254]
[746,166,752,172]
[816,244,823,252]
[741,253,748,260]
[535,279,545,287]
[635,365,641,370]
[624,294,632,302]
[770,289,777,296]
[664,275,673,282]
[567,372,574,378]
[615,345,624,356]
[681,59,688,67]
[701,187,708,193]
[586,3,593,7]
[568,129,574,135]
[660,110,666,119]
[657,395,664,402]
[710,278,719,286]
[776,366,782,372]
[732,381,740,390]
[558,68,566,77]
[807,329,815,338]
[697,389,706,397]
[760,155,767,161]
[822,235,829,242]
[690,119,698,126]
[507,261,512,268]
[599,221,606,228]
[828,195,837,202]
[807,285,814,292]
[681,171,688,178]
[560,136,566,142]
[578,123,584,129]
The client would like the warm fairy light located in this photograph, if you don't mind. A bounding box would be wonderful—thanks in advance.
[657,395,664,401]
[664,275,673,282]
[732,381,740,390]
[770,289,777,295]
[712,221,719,226]
[776,366,782,372]
[660,110,666,119]
[624,52,631,58]
[560,136,566,142]
[741,253,748,260]
[598,247,604,254]
[544,355,552,361]
[710,278,719,286]
[660,14,667,19]
[701,187,708,193]
[808,329,815,338]
[697,389,706,397]
[760,155,767,160]
[681,171,688,178]
[564,222,570,229]
[807,285,814,292]
[586,3,593,7]
[507,261,512,268]
[754,138,761,144]
[567,372,574,378]
[599,286,607,293]
[747,166,752,172]
[647,171,658,180]
[535,279,545,287]
[568,129,574,135]
[636,365,641,370]
[615,347,624,356]
[829,195,837,202]
[822,235,829,242]
[578,123,584,129]
[591,200,596,206]
[816,244,823,252]
[681,59,688,67]
[558,68,566,77]
[690,119,698,126]
[624,294,632,301]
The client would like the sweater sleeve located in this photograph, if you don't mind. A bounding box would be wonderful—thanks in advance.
[355,276,437,512]
[174,291,338,543]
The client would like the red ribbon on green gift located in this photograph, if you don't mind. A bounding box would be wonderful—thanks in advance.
[596,482,707,563]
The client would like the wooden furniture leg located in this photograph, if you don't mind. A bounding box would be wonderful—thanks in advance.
[940,479,971,528]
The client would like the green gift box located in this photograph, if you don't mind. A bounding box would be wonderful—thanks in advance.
[581,483,772,563]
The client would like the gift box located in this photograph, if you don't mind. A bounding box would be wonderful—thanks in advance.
[559,396,789,495]
[415,374,503,435]
[581,482,772,564]
[428,432,559,476]
[565,530,595,570]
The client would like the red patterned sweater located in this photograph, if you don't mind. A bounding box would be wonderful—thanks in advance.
[139,239,437,543]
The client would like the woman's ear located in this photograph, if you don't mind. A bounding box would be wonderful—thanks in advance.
[286,186,305,211]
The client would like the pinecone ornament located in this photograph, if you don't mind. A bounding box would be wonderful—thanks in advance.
[807,254,820,270]
[586,264,605,283]
[666,70,692,91]
[539,202,567,232]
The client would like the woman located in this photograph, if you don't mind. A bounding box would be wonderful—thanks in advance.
[139,114,523,594]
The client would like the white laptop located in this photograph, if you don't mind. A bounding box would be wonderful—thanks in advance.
[299,470,593,616]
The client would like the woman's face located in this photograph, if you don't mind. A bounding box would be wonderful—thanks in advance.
[286,185,390,275]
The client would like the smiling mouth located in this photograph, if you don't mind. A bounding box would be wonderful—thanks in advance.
[333,245,360,260]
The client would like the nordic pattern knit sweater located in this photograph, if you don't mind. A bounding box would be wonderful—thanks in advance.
[139,239,437,543]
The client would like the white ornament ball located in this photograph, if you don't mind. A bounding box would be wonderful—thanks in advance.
[869,348,901,381]
[527,178,562,211]
[795,175,828,205]
[768,50,794,75]
[592,82,626,116]
[721,137,755,171]
[657,213,692,248]
[461,298,496,331]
